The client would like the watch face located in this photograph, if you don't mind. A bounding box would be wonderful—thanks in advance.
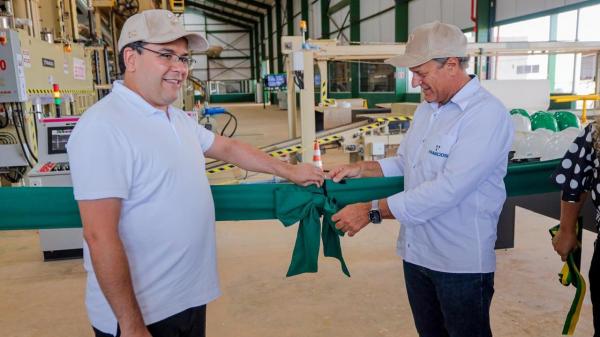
[369,210,382,224]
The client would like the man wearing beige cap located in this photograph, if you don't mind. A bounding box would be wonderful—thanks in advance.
[329,21,513,336]
[67,9,324,337]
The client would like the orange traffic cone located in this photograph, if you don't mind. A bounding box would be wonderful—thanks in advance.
[312,140,322,168]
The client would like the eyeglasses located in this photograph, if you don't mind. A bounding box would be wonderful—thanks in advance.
[138,46,196,67]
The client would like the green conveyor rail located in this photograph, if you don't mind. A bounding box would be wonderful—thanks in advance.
[0,159,560,231]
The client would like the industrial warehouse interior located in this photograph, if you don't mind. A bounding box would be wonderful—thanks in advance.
[1,0,600,336]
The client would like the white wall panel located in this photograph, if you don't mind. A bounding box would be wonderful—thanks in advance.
[293,0,301,18]
[496,0,588,22]
[361,0,395,19]
[311,1,322,38]
[294,15,301,35]
[330,6,349,25]
[205,17,241,31]
[360,9,396,43]
[184,9,252,81]
[192,69,208,81]
[208,59,252,80]
[408,0,472,32]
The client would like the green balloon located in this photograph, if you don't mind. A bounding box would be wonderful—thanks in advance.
[530,111,559,132]
[553,110,580,131]
[510,108,530,119]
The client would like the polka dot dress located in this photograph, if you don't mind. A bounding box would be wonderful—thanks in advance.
[552,124,600,230]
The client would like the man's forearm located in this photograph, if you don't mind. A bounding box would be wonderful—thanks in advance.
[209,137,291,176]
[88,238,146,334]
[358,161,384,178]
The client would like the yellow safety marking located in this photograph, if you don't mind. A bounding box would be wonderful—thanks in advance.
[206,117,410,175]
[207,135,343,175]
[375,116,413,122]
[27,89,95,95]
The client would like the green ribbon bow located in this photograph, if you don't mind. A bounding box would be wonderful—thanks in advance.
[275,184,349,277]
[549,222,586,335]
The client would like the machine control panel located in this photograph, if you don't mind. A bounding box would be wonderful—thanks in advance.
[0,29,27,102]
[36,161,70,173]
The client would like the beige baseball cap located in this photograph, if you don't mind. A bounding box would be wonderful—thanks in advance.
[117,9,209,53]
[385,21,467,69]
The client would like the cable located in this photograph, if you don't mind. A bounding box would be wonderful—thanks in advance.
[0,166,26,183]
[10,107,34,168]
[14,103,38,163]
[0,106,8,129]
[0,132,18,144]
[220,111,238,138]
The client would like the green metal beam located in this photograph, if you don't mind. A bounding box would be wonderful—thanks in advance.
[254,23,260,79]
[207,29,249,34]
[267,7,274,73]
[187,3,256,26]
[287,0,294,35]
[475,0,491,78]
[395,0,409,102]
[328,0,349,16]
[350,0,360,97]
[260,16,266,60]
[209,56,251,60]
[235,0,270,11]
[475,0,491,43]
[301,0,309,36]
[321,0,330,39]
[275,0,283,72]
[395,0,408,42]
[202,12,252,30]
[548,14,558,91]
[204,0,264,18]
[249,28,255,79]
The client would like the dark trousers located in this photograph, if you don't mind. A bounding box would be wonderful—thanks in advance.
[403,261,494,337]
[93,305,206,337]
[592,238,600,337]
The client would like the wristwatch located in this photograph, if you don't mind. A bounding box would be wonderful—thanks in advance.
[368,200,382,224]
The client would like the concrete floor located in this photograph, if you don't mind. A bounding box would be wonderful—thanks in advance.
[0,103,597,336]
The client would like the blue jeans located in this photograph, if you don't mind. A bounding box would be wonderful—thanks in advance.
[403,261,494,337]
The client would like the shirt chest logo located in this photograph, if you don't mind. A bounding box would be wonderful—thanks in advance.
[428,144,449,158]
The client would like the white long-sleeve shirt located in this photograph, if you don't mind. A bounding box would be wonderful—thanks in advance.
[378,77,513,273]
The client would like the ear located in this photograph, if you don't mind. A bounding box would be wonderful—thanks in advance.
[445,57,461,75]
[123,47,138,73]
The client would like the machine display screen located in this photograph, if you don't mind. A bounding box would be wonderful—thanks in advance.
[265,74,286,89]
[47,126,74,154]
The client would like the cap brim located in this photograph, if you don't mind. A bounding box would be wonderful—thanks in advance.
[145,32,209,52]
[385,54,430,68]
[184,33,209,52]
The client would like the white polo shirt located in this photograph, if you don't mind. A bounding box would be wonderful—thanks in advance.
[67,81,220,335]
[378,77,513,273]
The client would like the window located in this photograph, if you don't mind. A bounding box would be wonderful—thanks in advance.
[493,16,550,42]
[328,61,351,92]
[209,80,251,94]
[464,31,475,43]
[578,4,600,41]
[554,54,575,93]
[359,62,395,92]
[515,64,540,74]
[557,10,577,41]
[580,54,596,81]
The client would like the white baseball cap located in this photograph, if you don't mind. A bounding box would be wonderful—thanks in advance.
[385,21,467,68]
[117,9,209,52]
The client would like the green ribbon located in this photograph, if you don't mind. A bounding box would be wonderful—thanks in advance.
[275,184,349,277]
[549,222,587,335]
[0,159,562,276]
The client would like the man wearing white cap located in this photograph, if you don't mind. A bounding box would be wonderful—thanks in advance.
[329,21,513,336]
[67,9,324,337]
